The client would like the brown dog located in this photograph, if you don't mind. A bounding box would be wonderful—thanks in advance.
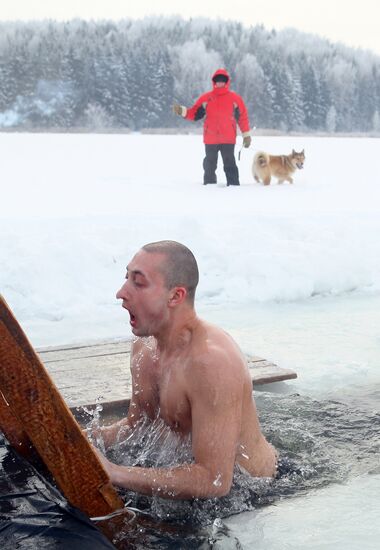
[252,149,305,185]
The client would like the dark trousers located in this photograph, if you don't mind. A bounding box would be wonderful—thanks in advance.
[203,144,240,185]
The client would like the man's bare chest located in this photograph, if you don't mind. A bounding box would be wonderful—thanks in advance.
[158,368,191,432]
[137,360,192,433]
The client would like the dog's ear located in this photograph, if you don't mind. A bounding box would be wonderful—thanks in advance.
[301,149,305,154]
[292,149,295,156]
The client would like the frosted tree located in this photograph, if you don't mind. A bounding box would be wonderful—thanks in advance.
[325,56,357,131]
[267,60,294,131]
[0,62,15,111]
[355,59,379,131]
[235,53,269,129]
[326,105,337,133]
[286,63,305,131]
[146,48,174,127]
[170,39,222,106]
[101,36,131,128]
[83,102,114,129]
[130,28,174,128]
[300,61,323,130]
[373,110,380,132]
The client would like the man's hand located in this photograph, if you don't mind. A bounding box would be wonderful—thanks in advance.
[93,446,115,480]
[173,103,183,116]
[243,135,251,148]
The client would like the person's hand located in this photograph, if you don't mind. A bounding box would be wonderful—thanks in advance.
[173,103,183,116]
[93,446,114,479]
[243,135,251,148]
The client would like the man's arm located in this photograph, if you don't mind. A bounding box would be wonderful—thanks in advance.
[235,94,251,145]
[87,341,144,450]
[96,347,244,499]
[173,92,210,122]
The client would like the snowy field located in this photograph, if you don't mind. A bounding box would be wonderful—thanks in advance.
[1,132,380,548]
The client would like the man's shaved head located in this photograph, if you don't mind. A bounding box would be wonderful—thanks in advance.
[141,241,199,303]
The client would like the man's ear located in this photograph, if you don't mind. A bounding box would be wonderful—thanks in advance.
[168,287,187,307]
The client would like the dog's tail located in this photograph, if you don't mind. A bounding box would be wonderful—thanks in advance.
[254,151,269,167]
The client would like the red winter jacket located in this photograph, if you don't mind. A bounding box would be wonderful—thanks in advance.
[183,68,251,145]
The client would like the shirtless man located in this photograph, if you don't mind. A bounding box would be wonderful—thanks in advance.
[94,240,277,499]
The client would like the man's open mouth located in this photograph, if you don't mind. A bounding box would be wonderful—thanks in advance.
[129,312,137,327]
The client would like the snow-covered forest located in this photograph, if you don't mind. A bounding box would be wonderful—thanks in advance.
[1,16,380,133]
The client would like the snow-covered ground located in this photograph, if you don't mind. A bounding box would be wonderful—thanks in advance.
[1,133,379,313]
[1,132,379,548]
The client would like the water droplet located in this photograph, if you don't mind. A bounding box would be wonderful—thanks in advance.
[213,473,222,487]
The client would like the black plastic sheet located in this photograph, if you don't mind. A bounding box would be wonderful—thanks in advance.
[0,434,115,549]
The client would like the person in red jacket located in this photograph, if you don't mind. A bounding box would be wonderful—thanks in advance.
[173,68,252,186]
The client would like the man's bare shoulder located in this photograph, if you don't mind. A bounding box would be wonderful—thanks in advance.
[190,319,248,379]
[181,320,250,411]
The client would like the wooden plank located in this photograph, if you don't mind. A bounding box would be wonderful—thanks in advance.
[34,340,297,408]
[40,355,132,408]
[38,340,131,363]
[37,342,131,408]
[0,294,125,518]
[247,356,298,385]
[44,352,130,374]
[249,364,298,385]
[37,344,132,407]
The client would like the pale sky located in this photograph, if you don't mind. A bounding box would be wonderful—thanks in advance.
[1,1,380,56]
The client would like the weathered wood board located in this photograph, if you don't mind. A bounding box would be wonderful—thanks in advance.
[36,339,297,409]
[0,295,124,518]
[247,356,298,385]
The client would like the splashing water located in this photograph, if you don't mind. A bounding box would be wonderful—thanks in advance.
[89,390,379,542]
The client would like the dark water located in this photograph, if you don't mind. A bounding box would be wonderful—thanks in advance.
[89,391,380,549]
